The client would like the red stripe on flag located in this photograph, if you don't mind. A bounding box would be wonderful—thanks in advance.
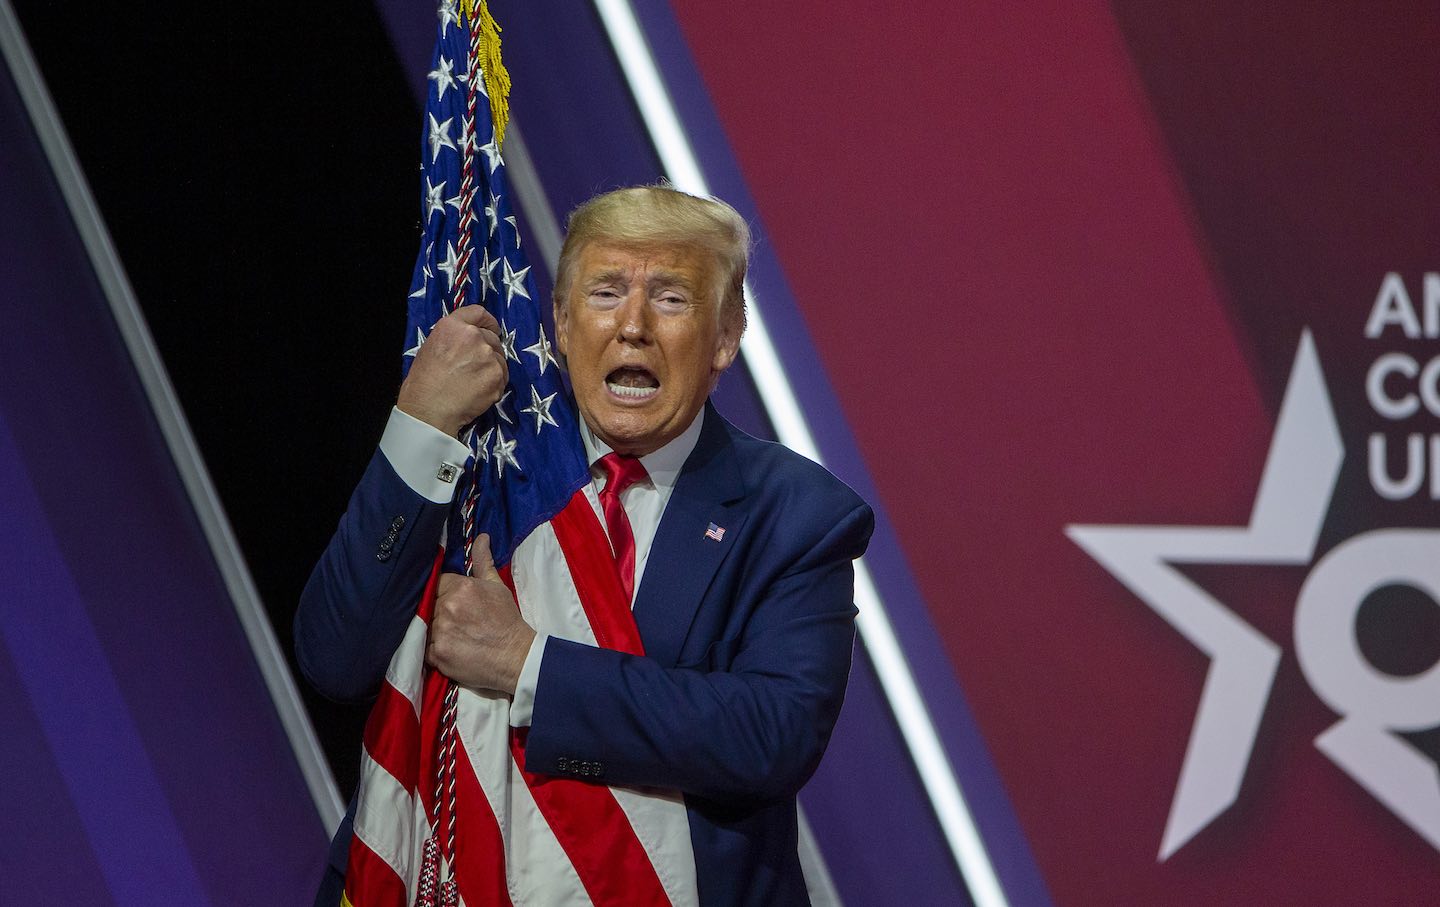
[510,730,672,907]
[415,548,445,625]
[344,831,409,907]
[363,680,422,793]
[449,728,515,907]
[548,491,646,656]
[416,659,450,821]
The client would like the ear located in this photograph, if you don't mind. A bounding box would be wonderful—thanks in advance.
[553,297,569,357]
[711,310,742,373]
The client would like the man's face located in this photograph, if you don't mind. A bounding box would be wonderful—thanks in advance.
[555,241,740,456]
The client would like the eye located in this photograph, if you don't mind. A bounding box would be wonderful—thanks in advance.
[654,293,687,311]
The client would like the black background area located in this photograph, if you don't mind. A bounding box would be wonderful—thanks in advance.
[13,2,426,800]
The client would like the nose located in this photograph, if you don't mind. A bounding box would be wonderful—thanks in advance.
[616,290,652,343]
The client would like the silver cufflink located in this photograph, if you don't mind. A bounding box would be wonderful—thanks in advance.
[437,463,459,483]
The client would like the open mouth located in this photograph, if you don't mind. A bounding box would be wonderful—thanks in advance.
[606,366,660,400]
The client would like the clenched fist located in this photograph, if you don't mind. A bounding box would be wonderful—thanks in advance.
[398,305,508,438]
[426,534,536,695]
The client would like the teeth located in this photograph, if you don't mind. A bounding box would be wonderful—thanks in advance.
[608,382,658,399]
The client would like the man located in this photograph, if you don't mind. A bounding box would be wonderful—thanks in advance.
[297,186,873,905]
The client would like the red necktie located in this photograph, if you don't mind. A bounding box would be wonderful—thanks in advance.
[597,452,649,603]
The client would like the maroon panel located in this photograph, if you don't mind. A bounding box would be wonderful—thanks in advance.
[667,0,1439,903]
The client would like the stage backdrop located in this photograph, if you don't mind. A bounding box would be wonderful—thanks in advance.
[5,1,1438,905]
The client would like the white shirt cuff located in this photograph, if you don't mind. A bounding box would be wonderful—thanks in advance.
[379,407,470,504]
[509,633,548,728]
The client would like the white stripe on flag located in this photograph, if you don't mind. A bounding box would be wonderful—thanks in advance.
[609,786,697,907]
[511,522,598,645]
[452,689,592,906]
[353,749,418,886]
[385,613,430,718]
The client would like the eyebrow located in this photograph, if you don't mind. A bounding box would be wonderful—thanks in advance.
[583,269,697,292]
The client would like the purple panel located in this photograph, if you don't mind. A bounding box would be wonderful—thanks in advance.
[0,643,111,903]
[0,54,327,904]
[0,412,210,905]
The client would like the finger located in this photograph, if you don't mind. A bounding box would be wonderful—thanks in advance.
[474,532,502,580]
[474,326,503,355]
[452,304,501,334]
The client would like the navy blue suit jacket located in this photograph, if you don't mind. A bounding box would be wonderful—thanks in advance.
[296,402,873,905]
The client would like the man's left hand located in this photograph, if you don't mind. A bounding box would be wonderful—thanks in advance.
[426,534,536,695]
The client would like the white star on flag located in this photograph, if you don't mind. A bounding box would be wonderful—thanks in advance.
[428,56,456,101]
[502,258,531,304]
[424,177,446,222]
[521,386,559,435]
[470,426,494,463]
[523,330,556,375]
[485,191,502,238]
[478,139,502,174]
[492,430,520,477]
[437,0,458,36]
[494,388,514,424]
[437,241,461,291]
[478,247,499,296]
[404,327,426,358]
[427,114,456,163]
[499,323,519,363]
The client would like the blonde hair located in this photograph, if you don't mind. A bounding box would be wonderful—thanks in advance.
[554,185,750,330]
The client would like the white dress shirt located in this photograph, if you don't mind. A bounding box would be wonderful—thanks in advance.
[377,405,706,728]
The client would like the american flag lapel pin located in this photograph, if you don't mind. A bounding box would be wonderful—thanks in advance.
[704,522,726,542]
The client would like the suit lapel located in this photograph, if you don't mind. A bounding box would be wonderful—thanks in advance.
[633,405,749,667]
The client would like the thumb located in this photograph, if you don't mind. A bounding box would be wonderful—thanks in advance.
[473,532,503,581]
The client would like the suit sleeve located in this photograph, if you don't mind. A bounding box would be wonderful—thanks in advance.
[293,408,466,703]
[522,495,873,807]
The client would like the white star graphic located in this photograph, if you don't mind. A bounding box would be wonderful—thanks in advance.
[478,139,502,175]
[523,330,556,375]
[492,430,520,478]
[521,386,559,435]
[455,119,475,156]
[437,242,461,292]
[504,215,520,246]
[428,55,457,102]
[404,327,426,358]
[445,188,464,217]
[1066,331,1343,859]
[502,258,531,305]
[427,114,456,163]
[424,177,446,222]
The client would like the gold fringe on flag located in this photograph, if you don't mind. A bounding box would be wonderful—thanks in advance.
[461,0,511,147]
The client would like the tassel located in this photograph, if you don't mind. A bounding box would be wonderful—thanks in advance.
[461,0,511,147]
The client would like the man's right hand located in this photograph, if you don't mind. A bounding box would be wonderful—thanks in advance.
[397,305,508,438]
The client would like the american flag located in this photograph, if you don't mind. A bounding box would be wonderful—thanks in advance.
[343,3,694,905]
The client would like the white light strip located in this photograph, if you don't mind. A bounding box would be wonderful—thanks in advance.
[590,3,1009,906]
[0,0,343,832]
